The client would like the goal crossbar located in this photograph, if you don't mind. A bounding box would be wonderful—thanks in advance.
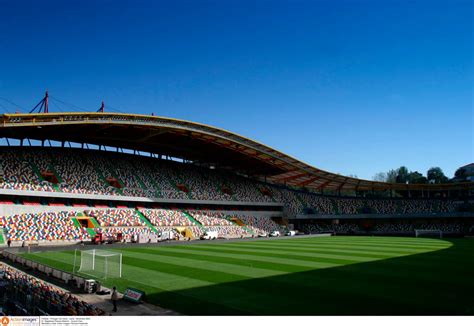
[76,249,122,279]
[414,229,443,238]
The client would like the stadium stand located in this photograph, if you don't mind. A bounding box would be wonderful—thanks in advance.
[0,263,105,315]
[1,211,89,242]
[85,209,146,227]
[140,209,195,226]
[0,148,465,217]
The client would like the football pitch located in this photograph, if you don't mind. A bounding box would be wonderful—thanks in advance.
[20,236,474,315]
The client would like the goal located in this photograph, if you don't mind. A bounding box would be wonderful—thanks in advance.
[75,249,122,279]
[414,229,443,238]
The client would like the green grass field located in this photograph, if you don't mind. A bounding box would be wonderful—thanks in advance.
[20,236,474,315]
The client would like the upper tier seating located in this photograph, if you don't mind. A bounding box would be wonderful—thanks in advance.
[0,148,462,216]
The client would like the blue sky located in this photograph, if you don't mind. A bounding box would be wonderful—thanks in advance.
[0,0,472,179]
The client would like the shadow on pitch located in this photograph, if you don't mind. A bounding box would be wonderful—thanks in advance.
[143,238,474,315]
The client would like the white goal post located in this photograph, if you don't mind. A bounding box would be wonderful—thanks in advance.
[414,229,443,238]
[75,249,122,279]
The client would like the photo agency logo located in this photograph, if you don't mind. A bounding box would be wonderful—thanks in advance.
[0,317,9,326]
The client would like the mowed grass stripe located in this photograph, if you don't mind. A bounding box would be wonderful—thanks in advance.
[228,240,447,254]
[24,251,229,292]
[173,244,395,262]
[228,241,449,253]
[295,236,449,245]
[283,238,451,249]
[271,237,451,249]
[123,246,358,271]
[216,242,426,257]
[120,248,341,272]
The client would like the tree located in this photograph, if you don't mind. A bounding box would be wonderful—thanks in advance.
[396,166,409,183]
[408,171,428,184]
[373,172,387,182]
[386,169,398,183]
[427,167,449,184]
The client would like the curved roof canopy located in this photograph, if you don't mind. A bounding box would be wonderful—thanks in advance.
[1,112,472,193]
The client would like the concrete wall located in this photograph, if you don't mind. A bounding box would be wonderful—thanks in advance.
[0,204,282,218]
[0,189,283,207]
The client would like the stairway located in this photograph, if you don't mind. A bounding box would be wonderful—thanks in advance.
[135,209,159,234]
[94,166,123,195]
[86,228,97,238]
[29,161,60,191]
[71,217,96,239]
[182,211,206,230]
[89,217,101,228]
[395,200,403,214]
[294,192,307,211]
[231,217,255,235]
[48,164,63,183]
[0,228,5,245]
[71,217,82,228]
[131,171,152,194]
[330,198,340,214]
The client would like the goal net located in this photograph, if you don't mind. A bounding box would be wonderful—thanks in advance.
[414,229,443,238]
[76,249,122,279]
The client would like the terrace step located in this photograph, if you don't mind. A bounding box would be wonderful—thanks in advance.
[88,216,101,228]
[29,161,60,192]
[182,211,205,230]
[94,166,123,195]
[48,164,63,184]
[71,217,82,229]
[330,198,340,214]
[86,228,96,238]
[135,209,159,234]
[131,171,148,192]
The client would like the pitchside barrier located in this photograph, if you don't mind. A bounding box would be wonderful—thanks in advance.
[1,250,89,292]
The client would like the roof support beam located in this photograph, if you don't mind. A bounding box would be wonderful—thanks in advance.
[316,180,332,190]
[275,173,308,182]
[296,176,320,187]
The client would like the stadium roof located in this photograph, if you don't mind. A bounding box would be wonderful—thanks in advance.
[1,111,472,193]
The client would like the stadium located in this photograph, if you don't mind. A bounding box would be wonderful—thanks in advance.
[0,93,473,316]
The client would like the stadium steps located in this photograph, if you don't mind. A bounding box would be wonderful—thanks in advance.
[434,200,441,213]
[107,169,126,189]
[133,171,161,197]
[242,225,255,235]
[94,166,124,195]
[294,193,307,211]
[229,217,245,226]
[85,228,97,238]
[228,217,256,235]
[330,198,340,214]
[29,161,60,191]
[182,211,206,230]
[71,217,82,228]
[146,177,162,198]
[395,201,403,214]
[135,209,159,234]
[91,218,100,228]
[173,173,193,200]
[48,164,63,183]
